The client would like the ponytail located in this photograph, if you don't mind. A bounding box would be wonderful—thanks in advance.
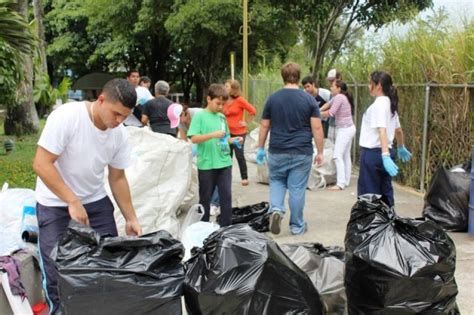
[334,80,354,115]
[388,85,398,115]
[370,71,398,115]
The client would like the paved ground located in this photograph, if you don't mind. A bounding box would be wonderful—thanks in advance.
[230,161,474,314]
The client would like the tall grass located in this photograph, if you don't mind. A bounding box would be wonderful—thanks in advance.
[250,11,474,190]
[378,14,474,188]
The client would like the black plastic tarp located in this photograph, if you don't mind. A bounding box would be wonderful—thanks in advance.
[184,224,324,315]
[280,243,346,314]
[423,163,471,231]
[345,195,459,314]
[53,221,185,315]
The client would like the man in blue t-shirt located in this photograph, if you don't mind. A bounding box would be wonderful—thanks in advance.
[257,62,324,236]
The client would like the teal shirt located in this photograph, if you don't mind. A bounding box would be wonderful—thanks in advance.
[187,110,232,170]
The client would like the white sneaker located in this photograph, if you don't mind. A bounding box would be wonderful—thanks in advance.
[210,204,221,216]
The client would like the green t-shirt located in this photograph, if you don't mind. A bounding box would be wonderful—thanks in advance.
[187,110,232,170]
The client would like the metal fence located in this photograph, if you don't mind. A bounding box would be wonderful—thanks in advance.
[249,78,474,192]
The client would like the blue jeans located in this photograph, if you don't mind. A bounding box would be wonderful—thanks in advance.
[268,153,312,234]
[210,187,220,206]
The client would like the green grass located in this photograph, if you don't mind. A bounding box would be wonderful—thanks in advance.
[0,117,44,189]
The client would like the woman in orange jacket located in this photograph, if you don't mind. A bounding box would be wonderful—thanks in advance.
[224,79,257,186]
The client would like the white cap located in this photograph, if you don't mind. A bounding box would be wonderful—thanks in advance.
[327,69,337,80]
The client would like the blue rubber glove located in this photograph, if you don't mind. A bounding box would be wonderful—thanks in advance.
[232,138,242,149]
[397,146,412,163]
[219,134,229,151]
[256,147,267,165]
[382,155,399,177]
[191,144,198,157]
[137,98,147,106]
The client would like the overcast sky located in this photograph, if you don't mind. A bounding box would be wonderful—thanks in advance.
[368,0,473,39]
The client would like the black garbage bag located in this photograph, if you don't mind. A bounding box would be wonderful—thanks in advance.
[218,201,269,224]
[53,221,185,315]
[280,243,346,314]
[184,224,324,315]
[248,212,270,232]
[423,163,471,231]
[345,195,459,314]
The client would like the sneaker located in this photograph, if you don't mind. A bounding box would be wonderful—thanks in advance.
[269,212,282,235]
[210,204,221,216]
[290,223,307,236]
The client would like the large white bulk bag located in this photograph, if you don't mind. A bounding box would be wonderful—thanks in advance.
[107,127,192,237]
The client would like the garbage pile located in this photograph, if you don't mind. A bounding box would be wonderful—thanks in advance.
[280,243,346,314]
[218,201,270,232]
[183,224,324,315]
[345,195,459,314]
[423,163,471,231]
[53,221,185,315]
[245,127,336,189]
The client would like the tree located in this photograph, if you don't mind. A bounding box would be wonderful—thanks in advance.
[33,0,47,72]
[274,0,433,81]
[166,0,297,101]
[0,0,39,135]
[45,0,175,82]
[45,0,108,78]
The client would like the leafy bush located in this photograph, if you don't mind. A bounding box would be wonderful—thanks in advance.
[34,73,71,117]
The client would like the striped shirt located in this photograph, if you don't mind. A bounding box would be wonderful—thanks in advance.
[328,94,354,128]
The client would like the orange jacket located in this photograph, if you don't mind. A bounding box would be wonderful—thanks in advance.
[223,96,257,135]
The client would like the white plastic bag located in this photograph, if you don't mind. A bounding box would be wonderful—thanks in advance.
[179,204,204,239]
[181,221,220,261]
[0,183,36,255]
[244,128,260,163]
[307,139,337,190]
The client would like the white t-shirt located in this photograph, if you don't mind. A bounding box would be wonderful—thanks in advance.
[123,86,154,127]
[136,86,153,105]
[359,96,401,149]
[318,88,331,102]
[35,102,132,206]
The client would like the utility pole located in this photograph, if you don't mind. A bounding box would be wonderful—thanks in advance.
[230,51,235,80]
[242,0,248,99]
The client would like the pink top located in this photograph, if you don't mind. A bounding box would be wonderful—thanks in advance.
[328,94,354,128]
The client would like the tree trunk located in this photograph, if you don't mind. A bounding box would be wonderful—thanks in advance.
[5,0,40,135]
[33,0,48,73]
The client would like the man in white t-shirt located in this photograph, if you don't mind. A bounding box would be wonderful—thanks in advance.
[32,78,142,313]
[123,70,153,127]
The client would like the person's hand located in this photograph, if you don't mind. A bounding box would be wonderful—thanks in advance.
[219,133,229,151]
[212,130,226,139]
[191,144,198,157]
[256,147,266,165]
[397,145,412,163]
[314,153,324,166]
[125,218,142,236]
[231,137,243,149]
[68,200,89,226]
[382,154,399,177]
[238,120,247,127]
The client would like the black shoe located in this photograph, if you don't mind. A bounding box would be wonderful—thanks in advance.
[269,212,282,235]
